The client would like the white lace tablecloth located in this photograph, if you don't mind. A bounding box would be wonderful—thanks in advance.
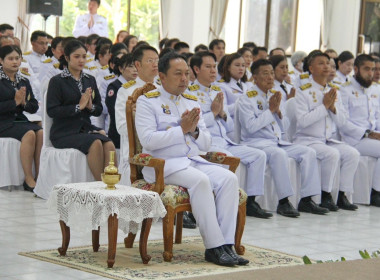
[47,182,167,234]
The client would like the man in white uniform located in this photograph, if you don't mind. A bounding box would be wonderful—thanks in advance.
[23,31,48,75]
[135,51,248,266]
[237,59,328,217]
[339,54,380,207]
[294,52,360,211]
[73,0,108,38]
[187,51,271,219]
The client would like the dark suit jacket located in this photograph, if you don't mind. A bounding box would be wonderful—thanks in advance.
[0,77,38,133]
[46,73,102,140]
[105,78,122,148]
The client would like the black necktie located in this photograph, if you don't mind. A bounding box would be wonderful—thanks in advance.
[237,81,243,90]
[280,84,288,95]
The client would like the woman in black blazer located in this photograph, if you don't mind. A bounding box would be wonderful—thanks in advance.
[46,40,116,181]
[0,45,43,191]
[105,53,137,148]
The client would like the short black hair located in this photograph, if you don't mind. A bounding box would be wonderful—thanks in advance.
[325,49,337,57]
[237,47,252,56]
[194,44,208,53]
[174,41,190,52]
[268,55,287,70]
[337,51,354,64]
[252,46,268,56]
[0,23,14,33]
[30,30,47,42]
[269,47,285,57]
[166,38,180,49]
[51,36,64,49]
[77,36,87,44]
[132,45,158,62]
[110,42,127,55]
[158,51,186,74]
[89,0,100,5]
[242,42,257,49]
[303,49,322,72]
[190,51,216,78]
[251,59,272,75]
[354,54,375,68]
[85,34,100,45]
[307,51,330,71]
[0,44,21,60]
[95,37,112,59]
[209,39,225,51]
[113,53,134,76]
[159,47,174,59]
[159,38,169,50]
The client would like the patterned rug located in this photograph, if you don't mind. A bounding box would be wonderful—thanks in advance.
[19,236,303,280]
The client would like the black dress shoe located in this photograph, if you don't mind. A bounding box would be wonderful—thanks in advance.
[246,200,273,219]
[370,190,380,207]
[223,245,249,265]
[23,181,34,192]
[320,194,339,211]
[182,212,196,229]
[298,199,329,215]
[337,193,358,211]
[277,201,300,217]
[187,212,197,223]
[205,246,237,266]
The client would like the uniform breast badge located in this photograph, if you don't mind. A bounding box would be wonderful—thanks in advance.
[161,104,171,114]
[257,100,263,110]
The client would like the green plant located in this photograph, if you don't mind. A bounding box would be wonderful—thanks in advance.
[303,249,380,265]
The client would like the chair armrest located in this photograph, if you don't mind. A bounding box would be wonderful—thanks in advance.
[201,152,240,173]
[129,153,165,194]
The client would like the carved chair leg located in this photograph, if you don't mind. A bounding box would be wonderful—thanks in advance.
[58,220,70,256]
[175,212,183,244]
[92,226,100,252]
[162,207,175,262]
[124,232,137,248]
[139,218,153,264]
[235,203,246,255]
[107,214,118,268]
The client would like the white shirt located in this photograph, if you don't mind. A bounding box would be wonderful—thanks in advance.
[23,51,45,75]
[73,13,108,37]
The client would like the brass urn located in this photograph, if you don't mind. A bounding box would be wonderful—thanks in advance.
[101,151,121,190]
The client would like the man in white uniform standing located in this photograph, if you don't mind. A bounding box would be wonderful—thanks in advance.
[73,0,108,38]
[135,52,249,266]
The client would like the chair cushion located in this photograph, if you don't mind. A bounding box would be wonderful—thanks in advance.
[131,179,247,207]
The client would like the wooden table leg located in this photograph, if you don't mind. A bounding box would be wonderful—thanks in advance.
[107,214,118,268]
[124,232,136,248]
[139,218,152,264]
[92,226,100,252]
[58,220,70,256]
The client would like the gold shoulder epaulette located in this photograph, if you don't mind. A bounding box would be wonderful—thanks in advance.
[342,80,351,87]
[122,80,136,89]
[300,73,309,79]
[288,70,294,74]
[333,80,342,85]
[20,70,30,76]
[101,65,109,70]
[182,93,198,101]
[22,59,27,63]
[104,74,115,80]
[211,85,221,91]
[217,79,225,83]
[53,62,60,69]
[377,81,380,85]
[300,83,312,90]
[89,66,98,70]
[84,65,89,69]
[270,89,277,94]
[23,51,31,56]
[328,82,340,90]
[144,91,160,98]
[246,90,258,98]
[43,58,52,63]
[86,58,94,63]
[188,84,200,91]
[86,54,90,58]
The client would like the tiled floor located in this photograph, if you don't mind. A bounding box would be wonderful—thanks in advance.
[1,186,380,279]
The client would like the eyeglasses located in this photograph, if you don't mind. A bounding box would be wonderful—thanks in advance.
[145,58,159,64]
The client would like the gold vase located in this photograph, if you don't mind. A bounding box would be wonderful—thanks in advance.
[101,151,121,190]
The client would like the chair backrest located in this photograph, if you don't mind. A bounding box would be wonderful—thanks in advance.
[126,83,157,182]
[285,97,297,142]
[233,96,243,144]
[43,90,53,148]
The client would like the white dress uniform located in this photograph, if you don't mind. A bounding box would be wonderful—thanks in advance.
[335,70,349,84]
[217,78,248,119]
[22,51,45,75]
[115,77,160,185]
[289,68,302,86]
[339,78,380,192]
[294,79,360,193]
[72,13,108,37]
[185,80,266,197]
[274,79,293,104]
[236,84,321,200]
[246,68,252,80]
[136,86,239,249]
[84,53,98,76]
[38,56,61,90]
[293,72,311,89]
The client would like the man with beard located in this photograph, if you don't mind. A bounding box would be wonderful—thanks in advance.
[340,54,380,207]
[294,52,360,211]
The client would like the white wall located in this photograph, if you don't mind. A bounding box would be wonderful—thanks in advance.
[0,0,19,28]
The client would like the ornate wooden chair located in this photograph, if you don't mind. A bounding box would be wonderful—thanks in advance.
[124,83,247,262]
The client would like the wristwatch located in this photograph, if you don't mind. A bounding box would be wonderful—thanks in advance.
[364,129,372,138]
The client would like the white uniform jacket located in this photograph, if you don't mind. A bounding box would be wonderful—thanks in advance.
[274,79,293,104]
[73,13,108,37]
[38,56,61,88]
[217,78,248,118]
[135,87,212,181]
[23,51,45,75]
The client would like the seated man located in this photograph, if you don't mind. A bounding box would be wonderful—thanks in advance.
[294,52,360,211]
[135,52,249,266]
[339,54,380,207]
[187,51,270,219]
[236,59,329,217]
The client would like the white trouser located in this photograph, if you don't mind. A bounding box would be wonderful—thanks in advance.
[164,161,239,249]
[308,142,360,193]
[210,144,266,196]
[354,138,380,191]
[261,144,320,200]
